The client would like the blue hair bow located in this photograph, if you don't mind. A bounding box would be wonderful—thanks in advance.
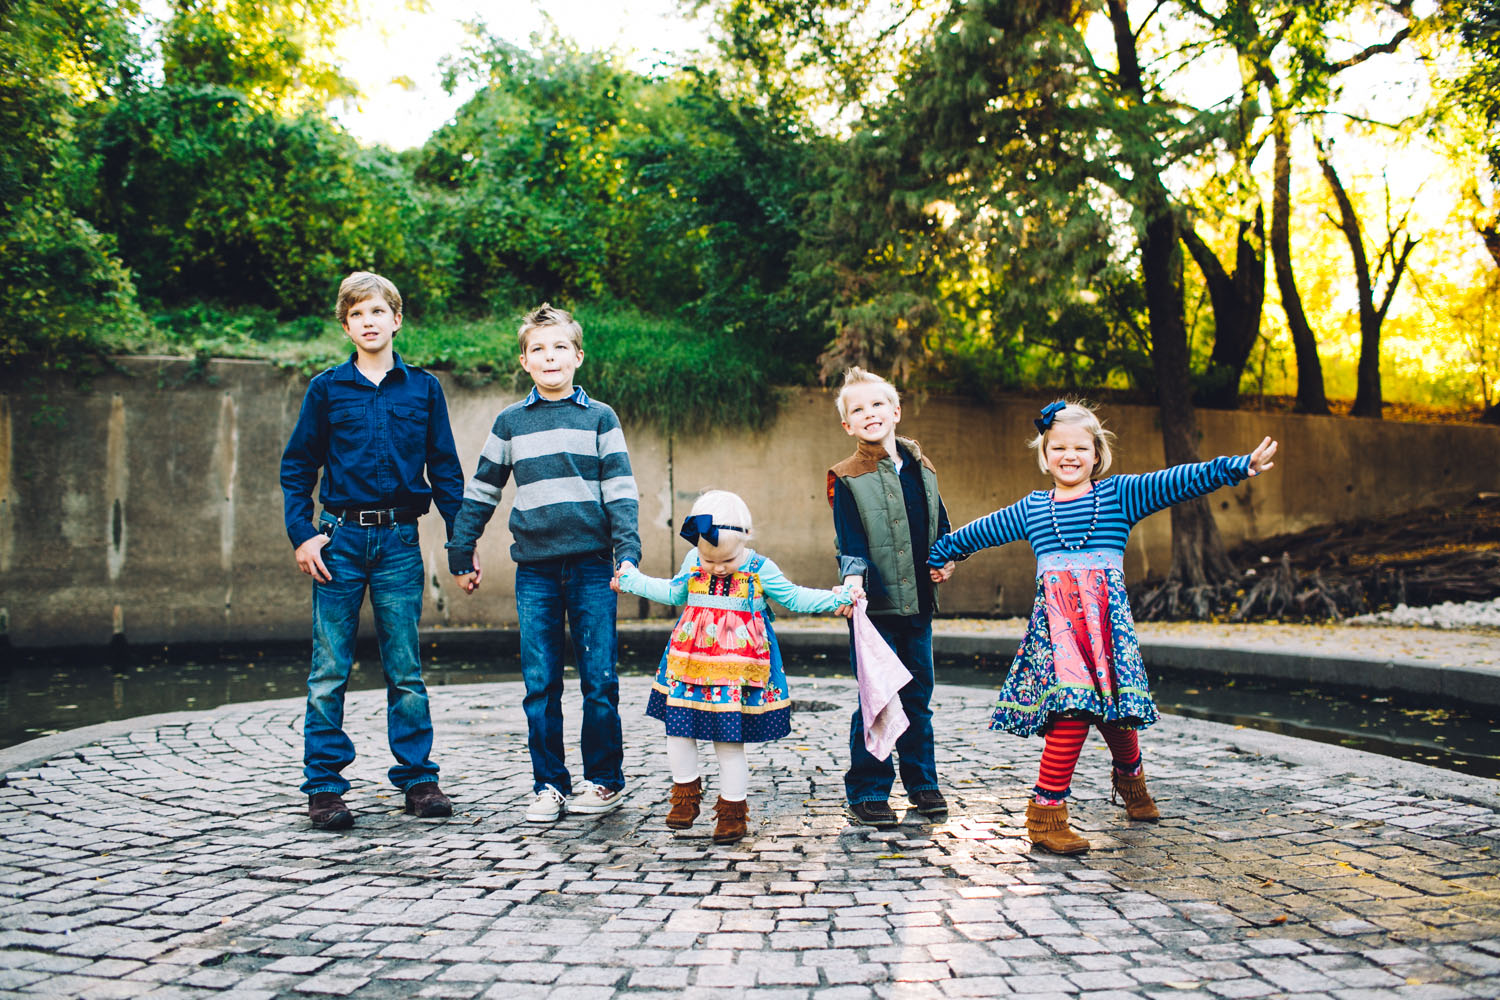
[680,513,746,547]
[1034,400,1066,434]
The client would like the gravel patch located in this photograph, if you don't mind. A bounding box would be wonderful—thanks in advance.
[1348,597,1500,630]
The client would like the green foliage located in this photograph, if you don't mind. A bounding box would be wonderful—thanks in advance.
[80,85,449,315]
[0,0,146,365]
[0,196,146,364]
[419,30,824,382]
[161,0,359,112]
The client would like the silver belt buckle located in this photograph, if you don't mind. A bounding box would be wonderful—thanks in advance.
[358,509,383,527]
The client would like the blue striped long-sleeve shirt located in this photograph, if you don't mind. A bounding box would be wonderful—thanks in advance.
[446,386,641,569]
[928,455,1253,567]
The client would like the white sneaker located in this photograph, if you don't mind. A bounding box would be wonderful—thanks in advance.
[525,784,566,822]
[569,780,626,815]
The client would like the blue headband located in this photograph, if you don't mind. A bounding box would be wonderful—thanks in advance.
[680,513,746,547]
[1034,400,1066,434]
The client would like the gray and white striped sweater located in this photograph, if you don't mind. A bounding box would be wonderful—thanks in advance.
[446,386,641,570]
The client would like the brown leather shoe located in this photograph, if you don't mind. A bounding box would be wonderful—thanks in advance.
[1025,801,1090,854]
[1112,770,1161,821]
[404,782,453,818]
[712,797,749,844]
[666,778,703,830]
[848,800,898,829]
[308,792,353,830]
[909,788,949,818]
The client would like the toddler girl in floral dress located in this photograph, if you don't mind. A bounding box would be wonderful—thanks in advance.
[613,490,859,843]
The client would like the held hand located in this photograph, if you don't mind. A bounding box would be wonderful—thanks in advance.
[1248,436,1278,476]
[295,533,332,583]
[611,561,635,595]
[455,571,479,594]
[833,583,865,617]
[929,561,956,584]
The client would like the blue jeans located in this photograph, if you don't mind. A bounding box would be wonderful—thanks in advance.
[845,615,939,804]
[515,552,624,794]
[302,516,439,796]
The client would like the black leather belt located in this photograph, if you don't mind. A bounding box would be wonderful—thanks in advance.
[325,506,422,527]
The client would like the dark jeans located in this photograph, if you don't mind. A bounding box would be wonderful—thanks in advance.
[515,552,624,794]
[845,615,939,804]
[302,516,438,796]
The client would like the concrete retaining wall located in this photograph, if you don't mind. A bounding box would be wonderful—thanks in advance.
[3,357,1497,646]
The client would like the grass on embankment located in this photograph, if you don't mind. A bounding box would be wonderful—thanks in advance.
[134,302,782,434]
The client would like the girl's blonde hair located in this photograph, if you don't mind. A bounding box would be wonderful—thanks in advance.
[1028,400,1116,479]
[690,489,753,542]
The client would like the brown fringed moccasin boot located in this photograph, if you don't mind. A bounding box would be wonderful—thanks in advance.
[1111,770,1161,821]
[666,778,703,830]
[1025,801,1090,854]
[712,796,749,844]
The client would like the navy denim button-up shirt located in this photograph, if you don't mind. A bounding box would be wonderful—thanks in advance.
[280,352,465,549]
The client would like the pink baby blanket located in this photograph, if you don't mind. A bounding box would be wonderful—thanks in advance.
[851,599,911,758]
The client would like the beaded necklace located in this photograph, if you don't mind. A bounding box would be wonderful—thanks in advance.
[1049,485,1099,551]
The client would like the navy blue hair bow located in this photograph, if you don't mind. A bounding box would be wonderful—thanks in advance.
[680,513,746,547]
[1034,400,1066,434]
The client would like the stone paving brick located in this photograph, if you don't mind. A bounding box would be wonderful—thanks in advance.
[0,676,1496,999]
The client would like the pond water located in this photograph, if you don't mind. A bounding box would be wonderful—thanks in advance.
[3,640,1497,780]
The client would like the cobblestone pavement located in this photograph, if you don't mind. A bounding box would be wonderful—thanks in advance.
[1,676,1498,999]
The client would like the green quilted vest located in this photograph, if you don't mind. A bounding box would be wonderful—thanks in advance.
[834,440,942,617]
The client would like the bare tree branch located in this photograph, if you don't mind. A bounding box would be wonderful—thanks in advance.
[1326,26,1412,73]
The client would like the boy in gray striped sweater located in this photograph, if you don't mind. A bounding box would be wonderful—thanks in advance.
[447,304,641,822]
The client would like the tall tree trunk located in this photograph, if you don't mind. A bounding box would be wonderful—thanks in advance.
[1108,0,1235,588]
[1181,207,1266,409]
[1318,146,1418,420]
[1270,112,1330,414]
[1142,209,1238,586]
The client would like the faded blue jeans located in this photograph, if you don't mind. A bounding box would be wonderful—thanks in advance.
[845,614,939,804]
[302,516,439,796]
[515,551,624,795]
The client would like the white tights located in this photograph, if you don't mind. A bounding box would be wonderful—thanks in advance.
[665,736,748,802]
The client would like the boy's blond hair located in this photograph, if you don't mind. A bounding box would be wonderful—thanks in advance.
[835,366,900,422]
[690,489,753,542]
[336,271,402,323]
[518,303,583,352]
[1028,399,1116,479]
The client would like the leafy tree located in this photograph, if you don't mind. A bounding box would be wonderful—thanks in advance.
[0,0,146,363]
[160,0,360,113]
[1316,142,1418,418]
[419,29,824,375]
[81,85,446,316]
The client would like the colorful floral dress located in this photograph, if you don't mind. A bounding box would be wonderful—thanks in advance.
[617,550,853,743]
[928,456,1254,737]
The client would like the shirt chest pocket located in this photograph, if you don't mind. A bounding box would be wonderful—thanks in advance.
[329,404,367,428]
[388,403,425,437]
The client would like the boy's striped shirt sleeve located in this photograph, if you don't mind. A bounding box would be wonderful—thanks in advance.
[595,409,641,566]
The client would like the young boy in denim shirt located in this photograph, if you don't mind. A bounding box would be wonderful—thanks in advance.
[828,367,956,828]
[448,304,640,822]
[281,271,465,830]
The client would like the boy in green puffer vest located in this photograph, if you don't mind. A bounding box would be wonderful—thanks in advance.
[827,367,956,828]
